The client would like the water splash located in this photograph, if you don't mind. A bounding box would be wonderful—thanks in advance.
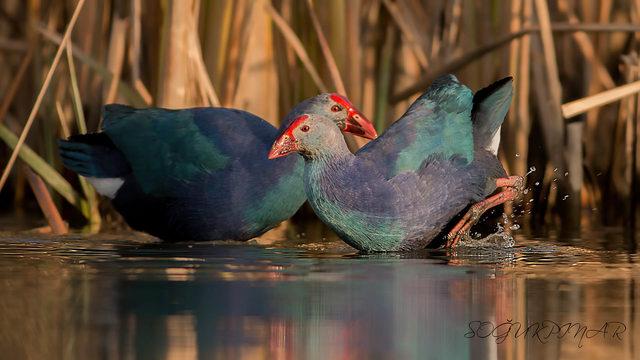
[457,214,516,249]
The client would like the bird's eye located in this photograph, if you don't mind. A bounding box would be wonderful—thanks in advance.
[331,105,342,112]
[300,125,310,132]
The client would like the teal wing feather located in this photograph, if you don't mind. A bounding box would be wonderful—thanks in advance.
[357,74,474,178]
[101,105,230,195]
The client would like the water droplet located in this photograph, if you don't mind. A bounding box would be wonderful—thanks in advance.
[510,224,520,231]
[562,195,570,200]
[553,178,558,182]
[523,189,529,194]
[534,181,540,186]
[529,199,534,203]
[525,166,536,176]
[515,153,520,157]
[564,172,569,176]
[553,168,558,172]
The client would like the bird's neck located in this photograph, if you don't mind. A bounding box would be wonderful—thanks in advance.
[304,139,352,170]
[304,145,354,198]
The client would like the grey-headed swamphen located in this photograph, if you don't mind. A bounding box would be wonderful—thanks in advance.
[58,94,377,241]
[268,76,523,251]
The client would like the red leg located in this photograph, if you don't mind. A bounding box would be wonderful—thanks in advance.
[445,176,524,248]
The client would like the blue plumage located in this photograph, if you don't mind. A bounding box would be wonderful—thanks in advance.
[270,76,514,251]
[59,94,376,241]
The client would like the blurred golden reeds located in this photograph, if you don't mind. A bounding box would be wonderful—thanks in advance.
[0,0,639,236]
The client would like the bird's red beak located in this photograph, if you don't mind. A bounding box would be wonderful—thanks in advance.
[330,94,378,140]
[268,115,306,159]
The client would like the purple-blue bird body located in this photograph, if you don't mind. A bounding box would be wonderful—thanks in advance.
[270,76,513,251]
[58,94,377,241]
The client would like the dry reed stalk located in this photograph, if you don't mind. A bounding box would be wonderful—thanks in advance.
[401,0,431,61]
[533,0,563,109]
[231,1,260,106]
[23,166,68,235]
[265,1,328,92]
[382,0,428,70]
[37,24,146,107]
[443,0,462,57]
[221,0,248,106]
[597,0,613,59]
[157,0,196,107]
[617,54,640,225]
[360,0,381,123]
[271,0,295,118]
[103,16,128,104]
[0,120,87,211]
[530,37,565,210]
[306,0,347,95]
[515,0,533,176]
[0,0,86,193]
[565,119,584,223]
[213,0,235,87]
[232,0,279,121]
[631,64,639,228]
[557,0,615,90]
[534,0,581,225]
[128,0,152,105]
[550,23,640,32]
[345,0,362,104]
[305,0,366,149]
[503,0,523,176]
[376,23,395,131]
[192,28,221,107]
[428,0,443,59]
[388,21,638,102]
[392,27,533,102]
[55,101,70,138]
[66,41,101,232]
[562,80,640,118]
[508,0,522,86]
[156,0,220,108]
[65,43,85,132]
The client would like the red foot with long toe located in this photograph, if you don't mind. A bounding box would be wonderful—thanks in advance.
[445,175,524,248]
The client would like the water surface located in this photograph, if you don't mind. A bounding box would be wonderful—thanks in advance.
[0,229,637,359]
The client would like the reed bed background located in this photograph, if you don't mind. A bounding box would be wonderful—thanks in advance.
[0,0,639,237]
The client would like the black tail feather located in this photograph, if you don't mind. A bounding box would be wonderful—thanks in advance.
[58,133,131,178]
[472,76,514,149]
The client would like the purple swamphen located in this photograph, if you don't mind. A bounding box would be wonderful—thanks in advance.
[58,94,377,241]
[269,76,523,251]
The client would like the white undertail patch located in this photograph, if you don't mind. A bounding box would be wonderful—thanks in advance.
[488,126,501,155]
[87,177,124,199]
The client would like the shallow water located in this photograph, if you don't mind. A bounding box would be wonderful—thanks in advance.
[0,228,638,360]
